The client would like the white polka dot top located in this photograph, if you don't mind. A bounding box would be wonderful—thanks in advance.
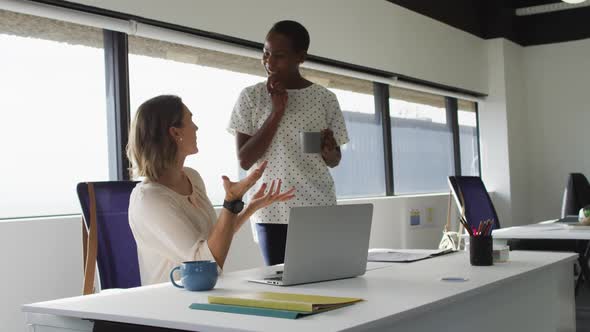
[228,82,349,224]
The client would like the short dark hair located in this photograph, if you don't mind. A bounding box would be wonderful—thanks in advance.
[268,20,310,52]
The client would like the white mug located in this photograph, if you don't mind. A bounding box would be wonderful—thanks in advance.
[299,132,321,153]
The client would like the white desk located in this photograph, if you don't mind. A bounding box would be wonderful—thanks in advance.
[23,251,576,332]
[493,221,590,293]
[493,222,590,241]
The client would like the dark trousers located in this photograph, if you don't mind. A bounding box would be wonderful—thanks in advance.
[256,223,288,266]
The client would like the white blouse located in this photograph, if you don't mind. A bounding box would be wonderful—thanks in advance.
[228,83,349,229]
[128,167,219,285]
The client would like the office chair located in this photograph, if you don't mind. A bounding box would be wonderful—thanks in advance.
[561,173,590,218]
[447,176,552,248]
[77,181,140,294]
[448,176,500,232]
[560,173,590,292]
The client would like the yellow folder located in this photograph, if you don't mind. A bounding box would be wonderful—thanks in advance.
[208,291,362,313]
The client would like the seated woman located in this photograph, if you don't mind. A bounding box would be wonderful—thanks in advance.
[127,95,295,285]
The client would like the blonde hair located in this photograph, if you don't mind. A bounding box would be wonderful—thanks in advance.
[126,95,184,182]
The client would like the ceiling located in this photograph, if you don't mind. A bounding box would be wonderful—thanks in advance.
[387,0,590,45]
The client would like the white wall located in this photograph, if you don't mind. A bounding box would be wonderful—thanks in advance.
[479,39,514,226]
[1,194,453,332]
[523,39,590,221]
[341,194,455,249]
[479,38,533,227]
[67,0,488,93]
[0,216,83,332]
[227,194,454,270]
[480,37,590,225]
[503,40,530,226]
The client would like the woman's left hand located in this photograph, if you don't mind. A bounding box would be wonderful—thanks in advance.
[249,179,296,211]
[222,160,268,201]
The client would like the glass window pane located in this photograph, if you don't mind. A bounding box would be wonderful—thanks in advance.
[0,10,108,219]
[328,88,386,198]
[128,36,263,205]
[129,36,386,202]
[458,100,480,176]
[389,87,454,194]
[302,69,386,198]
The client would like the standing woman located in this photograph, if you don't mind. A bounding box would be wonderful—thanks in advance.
[228,21,349,265]
[127,95,294,285]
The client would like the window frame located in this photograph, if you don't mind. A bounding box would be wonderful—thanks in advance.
[104,29,483,200]
[104,30,131,180]
[0,4,483,219]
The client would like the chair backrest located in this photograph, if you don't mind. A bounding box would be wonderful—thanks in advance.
[77,181,140,291]
[561,173,590,218]
[448,176,500,231]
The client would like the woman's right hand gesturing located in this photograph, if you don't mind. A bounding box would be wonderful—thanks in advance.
[249,179,295,212]
[222,160,269,201]
[224,168,295,235]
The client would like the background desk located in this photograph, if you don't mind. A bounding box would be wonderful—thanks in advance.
[493,222,590,292]
[24,251,576,332]
[493,222,590,241]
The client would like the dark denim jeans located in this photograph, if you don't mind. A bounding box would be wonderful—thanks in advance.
[256,223,288,266]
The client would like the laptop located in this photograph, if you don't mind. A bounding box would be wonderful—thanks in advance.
[556,215,580,224]
[249,204,373,286]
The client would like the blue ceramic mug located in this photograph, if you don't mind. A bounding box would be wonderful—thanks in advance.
[169,260,218,291]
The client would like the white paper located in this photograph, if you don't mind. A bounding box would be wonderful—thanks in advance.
[368,248,451,262]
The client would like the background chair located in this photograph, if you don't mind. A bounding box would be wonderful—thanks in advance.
[77,181,140,294]
[560,173,590,292]
[448,176,500,232]
[562,173,590,218]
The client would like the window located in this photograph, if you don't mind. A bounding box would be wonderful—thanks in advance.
[301,69,386,198]
[128,36,387,202]
[0,10,108,219]
[128,35,264,205]
[0,6,483,220]
[458,99,480,176]
[330,88,386,198]
[389,87,454,194]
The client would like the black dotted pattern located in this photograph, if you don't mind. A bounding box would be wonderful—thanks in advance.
[228,82,350,224]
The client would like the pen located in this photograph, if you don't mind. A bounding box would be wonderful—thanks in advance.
[459,216,473,236]
[441,277,469,282]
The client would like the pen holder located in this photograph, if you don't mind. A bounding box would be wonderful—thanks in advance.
[469,235,493,266]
